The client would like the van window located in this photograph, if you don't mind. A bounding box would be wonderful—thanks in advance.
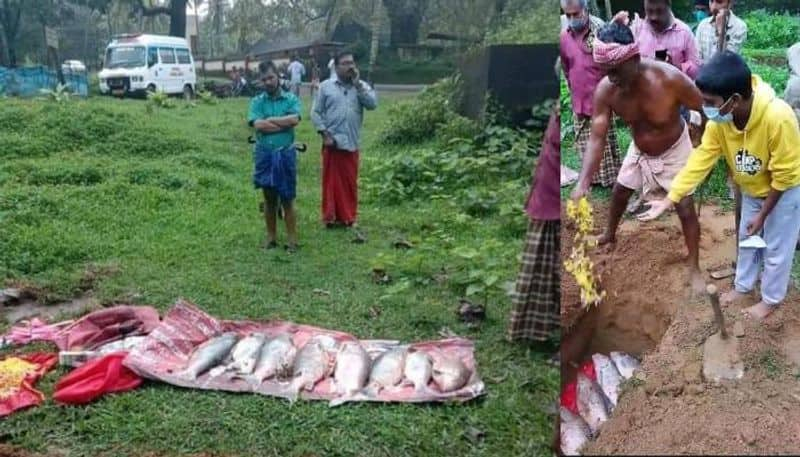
[159,48,176,64]
[147,47,158,67]
[175,48,191,64]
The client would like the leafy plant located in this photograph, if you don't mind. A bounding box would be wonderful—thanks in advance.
[376,75,463,145]
[197,90,217,105]
[39,83,71,103]
[744,10,800,50]
[146,90,175,112]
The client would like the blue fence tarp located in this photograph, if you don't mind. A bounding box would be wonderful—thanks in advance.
[0,66,88,97]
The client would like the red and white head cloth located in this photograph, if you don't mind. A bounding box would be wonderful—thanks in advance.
[593,39,640,66]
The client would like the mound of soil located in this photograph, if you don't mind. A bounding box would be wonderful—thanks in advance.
[574,207,800,454]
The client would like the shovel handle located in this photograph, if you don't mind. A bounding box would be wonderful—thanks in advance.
[706,284,727,338]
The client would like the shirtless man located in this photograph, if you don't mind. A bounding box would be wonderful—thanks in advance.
[570,21,707,296]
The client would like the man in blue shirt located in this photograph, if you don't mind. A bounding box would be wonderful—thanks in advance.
[248,61,302,252]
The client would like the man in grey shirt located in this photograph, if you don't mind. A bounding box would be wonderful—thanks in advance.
[311,51,377,227]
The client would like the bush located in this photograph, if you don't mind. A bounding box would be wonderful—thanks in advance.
[485,0,558,44]
[744,10,800,50]
[0,99,197,160]
[376,75,463,145]
[369,120,540,204]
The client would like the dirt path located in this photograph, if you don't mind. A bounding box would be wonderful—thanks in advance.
[563,204,800,454]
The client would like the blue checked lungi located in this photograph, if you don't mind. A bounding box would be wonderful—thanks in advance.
[253,144,297,201]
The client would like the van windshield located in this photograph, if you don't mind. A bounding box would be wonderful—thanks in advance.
[105,46,145,69]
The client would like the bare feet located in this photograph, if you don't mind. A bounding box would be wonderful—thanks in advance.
[721,289,751,307]
[596,231,616,246]
[741,301,775,321]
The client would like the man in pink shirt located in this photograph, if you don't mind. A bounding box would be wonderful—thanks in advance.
[561,0,622,188]
[623,0,702,79]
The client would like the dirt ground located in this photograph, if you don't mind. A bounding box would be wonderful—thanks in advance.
[563,203,800,455]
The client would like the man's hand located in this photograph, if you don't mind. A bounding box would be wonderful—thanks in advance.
[352,68,364,91]
[637,198,674,222]
[570,184,589,202]
[746,213,765,236]
[322,131,335,147]
[612,11,630,25]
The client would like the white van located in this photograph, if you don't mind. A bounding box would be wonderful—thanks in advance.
[98,34,196,98]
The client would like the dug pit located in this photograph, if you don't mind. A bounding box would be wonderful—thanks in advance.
[562,203,800,454]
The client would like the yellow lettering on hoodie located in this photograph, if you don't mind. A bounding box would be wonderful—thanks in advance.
[668,75,800,202]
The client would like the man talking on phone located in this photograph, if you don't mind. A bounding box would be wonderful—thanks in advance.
[311,51,378,228]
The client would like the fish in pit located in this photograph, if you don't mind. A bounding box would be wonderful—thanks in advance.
[329,341,372,406]
[560,406,591,456]
[592,353,623,407]
[228,333,266,375]
[432,355,470,393]
[403,349,434,393]
[287,339,332,401]
[576,372,609,434]
[250,334,297,383]
[365,347,407,396]
[610,351,640,379]
[182,332,238,379]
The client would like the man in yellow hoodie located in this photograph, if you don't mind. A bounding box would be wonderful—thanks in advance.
[640,51,800,320]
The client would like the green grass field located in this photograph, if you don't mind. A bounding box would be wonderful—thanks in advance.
[0,94,556,456]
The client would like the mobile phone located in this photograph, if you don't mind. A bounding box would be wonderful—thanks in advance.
[655,49,668,61]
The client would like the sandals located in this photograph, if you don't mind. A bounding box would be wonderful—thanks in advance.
[262,240,278,250]
[284,243,299,254]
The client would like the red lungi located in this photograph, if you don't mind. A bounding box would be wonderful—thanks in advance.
[321,146,359,225]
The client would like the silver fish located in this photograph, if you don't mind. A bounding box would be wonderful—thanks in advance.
[183,332,238,379]
[576,372,609,434]
[592,353,623,407]
[610,351,640,379]
[252,334,297,383]
[403,349,433,393]
[366,347,407,395]
[560,406,591,456]
[288,340,331,401]
[228,333,266,375]
[329,341,372,406]
[432,355,470,393]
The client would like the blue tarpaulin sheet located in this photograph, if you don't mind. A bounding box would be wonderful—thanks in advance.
[0,66,88,97]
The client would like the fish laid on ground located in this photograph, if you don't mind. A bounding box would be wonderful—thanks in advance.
[365,347,407,396]
[329,341,372,406]
[560,406,592,456]
[403,349,433,393]
[576,372,609,434]
[228,333,267,375]
[183,332,238,379]
[609,351,640,379]
[251,334,297,383]
[288,340,331,401]
[432,355,470,393]
[592,353,623,407]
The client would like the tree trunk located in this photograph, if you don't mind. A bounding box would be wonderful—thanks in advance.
[168,0,186,37]
[0,24,10,66]
[367,0,382,79]
[383,0,424,47]
[604,0,613,20]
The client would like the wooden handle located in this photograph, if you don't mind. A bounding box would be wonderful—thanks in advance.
[706,284,727,338]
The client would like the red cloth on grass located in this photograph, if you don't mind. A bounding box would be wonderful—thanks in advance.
[54,305,160,351]
[0,352,58,417]
[321,146,359,225]
[54,352,142,405]
[560,360,597,414]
